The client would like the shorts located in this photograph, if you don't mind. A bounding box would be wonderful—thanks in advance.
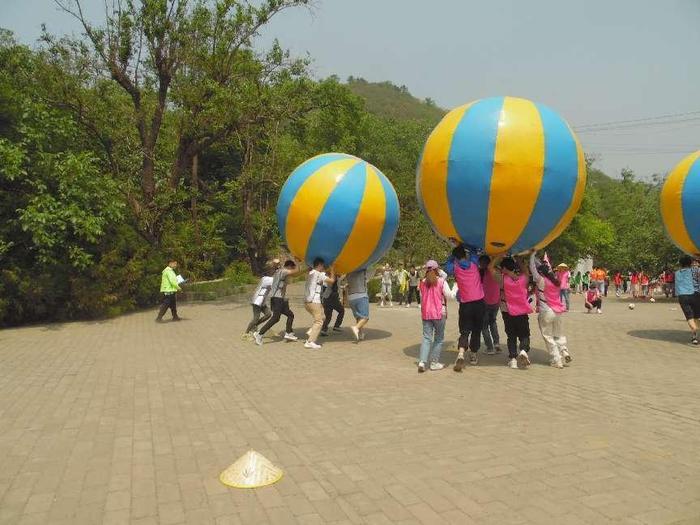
[678,294,699,320]
[349,296,370,320]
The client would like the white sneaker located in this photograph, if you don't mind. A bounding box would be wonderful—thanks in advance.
[284,332,298,341]
[304,341,321,349]
[453,352,465,372]
[561,349,572,363]
[508,358,518,369]
[253,332,263,346]
[596,308,602,314]
[405,304,410,308]
[418,361,426,373]
[351,326,360,341]
[517,350,531,369]
[430,362,445,371]
[486,347,496,355]
[550,358,564,369]
[389,302,394,307]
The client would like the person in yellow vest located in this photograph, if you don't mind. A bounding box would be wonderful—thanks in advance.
[156,258,182,322]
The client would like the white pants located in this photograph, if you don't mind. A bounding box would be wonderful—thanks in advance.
[537,308,568,362]
[381,283,392,302]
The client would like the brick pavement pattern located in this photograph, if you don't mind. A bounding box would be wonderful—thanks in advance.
[1,291,700,524]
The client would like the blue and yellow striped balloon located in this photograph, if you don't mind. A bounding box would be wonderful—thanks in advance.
[277,153,400,273]
[416,96,587,254]
[660,151,700,256]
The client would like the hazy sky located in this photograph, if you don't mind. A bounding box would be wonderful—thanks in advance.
[3,0,699,179]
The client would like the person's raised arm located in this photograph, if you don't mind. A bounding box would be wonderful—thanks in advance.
[529,252,542,283]
[518,256,530,277]
[488,255,502,277]
[324,267,336,285]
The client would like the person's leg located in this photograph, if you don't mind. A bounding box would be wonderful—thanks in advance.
[281,299,295,334]
[306,303,324,343]
[258,304,272,327]
[538,309,561,366]
[350,297,369,340]
[416,287,421,305]
[489,305,500,349]
[502,312,517,360]
[407,286,414,306]
[431,317,446,364]
[418,320,433,367]
[564,289,571,311]
[455,302,468,371]
[517,315,531,367]
[482,307,494,351]
[321,299,333,333]
[169,295,179,319]
[332,297,344,328]
[468,301,485,360]
[246,305,262,334]
[258,298,281,335]
[552,314,570,363]
[156,294,170,320]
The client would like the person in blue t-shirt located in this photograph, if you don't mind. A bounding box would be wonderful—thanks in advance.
[675,255,699,345]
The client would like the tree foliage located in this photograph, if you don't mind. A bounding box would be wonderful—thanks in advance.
[0,7,684,326]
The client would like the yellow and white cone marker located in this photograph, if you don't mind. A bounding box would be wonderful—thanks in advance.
[219,450,283,489]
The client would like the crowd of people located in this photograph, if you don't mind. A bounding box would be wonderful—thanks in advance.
[157,249,700,365]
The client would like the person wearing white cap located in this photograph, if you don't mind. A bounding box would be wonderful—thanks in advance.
[417,260,458,373]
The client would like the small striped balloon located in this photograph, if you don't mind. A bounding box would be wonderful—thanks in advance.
[416,96,587,254]
[660,151,700,256]
[277,153,400,273]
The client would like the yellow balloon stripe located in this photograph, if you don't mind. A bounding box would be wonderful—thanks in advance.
[661,151,700,254]
[418,103,473,240]
[333,164,386,273]
[535,132,588,249]
[285,158,361,261]
[486,97,544,252]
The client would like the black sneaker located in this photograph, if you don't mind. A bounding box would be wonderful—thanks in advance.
[333,327,342,332]
[692,337,699,346]
[172,317,182,322]
[320,330,328,337]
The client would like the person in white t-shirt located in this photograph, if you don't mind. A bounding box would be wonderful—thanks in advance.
[254,259,303,345]
[244,262,276,337]
[379,264,394,307]
[304,258,336,349]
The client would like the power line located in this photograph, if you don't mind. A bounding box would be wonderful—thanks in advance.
[573,110,700,131]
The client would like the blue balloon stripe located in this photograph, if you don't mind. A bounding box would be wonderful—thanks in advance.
[512,104,579,253]
[305,162,368,266]
[276,153,353,241]
[447,97,504,248]
[682,158,700,252]
[360,171,401,269]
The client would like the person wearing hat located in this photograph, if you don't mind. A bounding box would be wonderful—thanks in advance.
[416,260,458,372]
[556,263,571,311]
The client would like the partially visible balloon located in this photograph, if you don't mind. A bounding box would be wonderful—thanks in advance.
[660,151,700,256]
[277,153,400,273]
[416,96,586,254]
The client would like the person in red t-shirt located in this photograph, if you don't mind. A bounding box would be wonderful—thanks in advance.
[662,269,675,298]
[614,272,623,297]
[640,271,650,298]
[631,272,639,298]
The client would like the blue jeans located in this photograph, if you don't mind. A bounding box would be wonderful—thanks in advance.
[560,289,571,311]
[419,317,446,363]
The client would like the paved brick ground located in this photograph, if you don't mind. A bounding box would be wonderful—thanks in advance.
[1,289,700,525]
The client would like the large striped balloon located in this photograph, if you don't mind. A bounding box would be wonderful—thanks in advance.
[660,151,700,256]
[277,153,400,273]
[417,96,587,254]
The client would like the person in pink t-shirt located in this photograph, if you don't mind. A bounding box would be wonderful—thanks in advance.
[416,260,458,373]
[555,263,571,311]
[488,255,532,370]
[479,255,501,355]
[445,242,485,371]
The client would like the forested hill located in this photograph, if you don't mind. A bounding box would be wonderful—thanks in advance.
[346,77,446,123]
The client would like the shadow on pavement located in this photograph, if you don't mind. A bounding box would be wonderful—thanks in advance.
[402,343,552,367]
[627,329,692,344]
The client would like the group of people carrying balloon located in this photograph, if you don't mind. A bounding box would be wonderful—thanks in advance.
[242,239,575,372]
